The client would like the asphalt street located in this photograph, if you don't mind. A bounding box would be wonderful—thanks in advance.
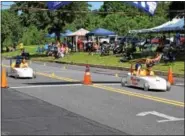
[1,59,184,135]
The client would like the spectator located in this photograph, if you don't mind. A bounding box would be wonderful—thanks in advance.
[65,44,69,54]
[56,40,60,48]
[155,37,164,53]
[77,38,83,52]
[156,44,164,53]
[67,41,73,51]
[58,43,65,58]
[175,32,180,46]
[21,48,25,56]
[93,42,99,52]
[162,35,167,44]
[18,42,24,50]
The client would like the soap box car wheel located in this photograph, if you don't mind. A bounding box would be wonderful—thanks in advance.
[166,82,171,91]
[144,83,149,91]
[121,77,127,87]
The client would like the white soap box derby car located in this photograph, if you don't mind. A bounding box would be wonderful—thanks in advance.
[121,68,171,92]
[7,58,36,79]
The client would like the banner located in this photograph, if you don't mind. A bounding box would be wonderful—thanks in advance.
[47,2,72,10]
[126,2,158,15]
[47,1,158,16]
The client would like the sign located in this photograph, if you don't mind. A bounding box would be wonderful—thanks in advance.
[137,111,184,123]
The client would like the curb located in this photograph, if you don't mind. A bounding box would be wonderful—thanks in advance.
[3,57,184,78]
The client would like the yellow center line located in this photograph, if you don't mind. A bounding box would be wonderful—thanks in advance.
[91,84,184,107]
[93,84,184,105]
[1,64,184,107]
[36,72,79,82]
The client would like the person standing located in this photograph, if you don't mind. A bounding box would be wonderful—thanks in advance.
[175,32,180,46]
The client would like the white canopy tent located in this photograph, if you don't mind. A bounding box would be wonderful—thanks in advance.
[158,18,184,32]
[129,18,183,34]
[68,28,89,36]
[67,28,89,51]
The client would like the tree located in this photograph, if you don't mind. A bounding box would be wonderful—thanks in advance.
[1,10,22,49]
[97,2,169,35]
[21,25,47,45]
[99,1,139,17]
[11,2,90,41]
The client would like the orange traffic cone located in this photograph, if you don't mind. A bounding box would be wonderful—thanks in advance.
[167,66,174,85]
[1,68,8,88]
[83,65,92,85]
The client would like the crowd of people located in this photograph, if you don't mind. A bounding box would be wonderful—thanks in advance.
[41,39,101,57]
[36,41,71,58]
[77,39,100,53]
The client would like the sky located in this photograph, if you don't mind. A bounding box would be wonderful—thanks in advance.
[1,1,104,10]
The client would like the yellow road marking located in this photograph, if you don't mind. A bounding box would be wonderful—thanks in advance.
[2,64,184,107]
[92,84,184,107]
[93,84,184,105]
[36,72,79,82]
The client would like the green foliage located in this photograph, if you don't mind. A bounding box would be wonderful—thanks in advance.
[64,2,169,35]
[2,10,22,48]
[11,1,90,40]
[2,1,172,48]
[3,35,13,48]
[21,25,48,45]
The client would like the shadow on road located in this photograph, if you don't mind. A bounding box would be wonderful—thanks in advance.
[128,86,166,92]
[23,81,121,85]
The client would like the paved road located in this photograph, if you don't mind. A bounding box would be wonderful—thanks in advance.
[2,88,126,135]
[32,60,184,85]
[1,59,184,135]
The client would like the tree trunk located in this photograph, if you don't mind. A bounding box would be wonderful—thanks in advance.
[55,31,61,42]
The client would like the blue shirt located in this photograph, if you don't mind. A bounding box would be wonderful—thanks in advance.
[176,33,180,40]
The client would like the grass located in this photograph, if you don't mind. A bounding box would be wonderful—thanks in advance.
[2,45,184,75]
[2,45,37,57]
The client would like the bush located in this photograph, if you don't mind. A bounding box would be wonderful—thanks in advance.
[21,25,46,45]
